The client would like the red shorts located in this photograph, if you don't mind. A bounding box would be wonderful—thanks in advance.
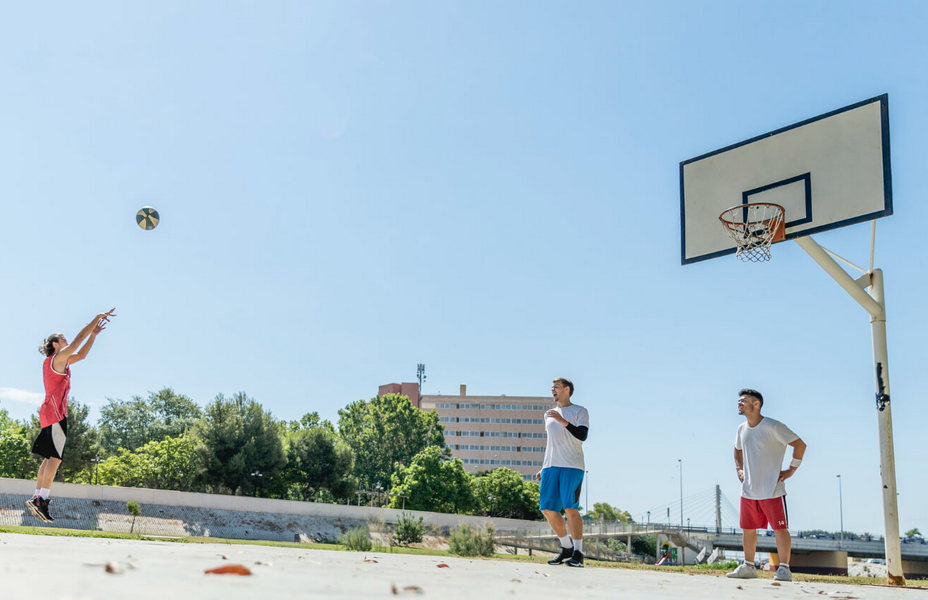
[740,496,788,530]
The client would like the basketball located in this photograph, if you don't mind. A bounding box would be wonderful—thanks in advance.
[136,206,160,230]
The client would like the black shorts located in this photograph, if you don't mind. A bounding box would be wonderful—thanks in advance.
[32,417,68,459]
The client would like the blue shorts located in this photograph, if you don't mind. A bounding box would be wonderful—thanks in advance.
[539,467,584,512]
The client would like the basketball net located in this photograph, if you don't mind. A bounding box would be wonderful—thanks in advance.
[718,202,786,262]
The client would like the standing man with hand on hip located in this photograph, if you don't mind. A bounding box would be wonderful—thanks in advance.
[727,388,806,582]
[538,377,590,568]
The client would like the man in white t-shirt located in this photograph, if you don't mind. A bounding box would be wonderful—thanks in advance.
[727,388,806,582]
[536,377,590,567]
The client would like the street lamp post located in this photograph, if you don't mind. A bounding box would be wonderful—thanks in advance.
[91,456,103,485]
[837,474,845,547]
[678,459,683,527]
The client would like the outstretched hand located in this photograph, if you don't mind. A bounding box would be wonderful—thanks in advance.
[96,308,117,322]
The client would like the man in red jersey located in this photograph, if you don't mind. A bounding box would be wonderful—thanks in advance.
[27,309,116,523]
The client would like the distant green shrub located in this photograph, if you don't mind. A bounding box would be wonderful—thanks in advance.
[448,523,495,557]
[339,526,372,551]
[126,501,141,533]
[392,513,425,546]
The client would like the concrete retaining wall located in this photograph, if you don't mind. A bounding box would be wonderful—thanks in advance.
[0,478,545,542]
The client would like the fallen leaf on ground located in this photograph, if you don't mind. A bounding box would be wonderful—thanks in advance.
[204,564,252,576]
[736,585,743,590]
[255,560,272,566]
[771,582,781,586]
[436,563,449,568]
[363,557,379,563]
[104,562,123,574]
[218,554,228,560]
[510,578,522,583]
[390,583,424,595]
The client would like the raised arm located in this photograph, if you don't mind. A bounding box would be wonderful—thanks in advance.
[53,309,116,372]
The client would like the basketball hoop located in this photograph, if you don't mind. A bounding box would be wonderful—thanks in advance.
[718,202,786,262]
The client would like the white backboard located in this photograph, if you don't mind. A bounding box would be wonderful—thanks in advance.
[680,94,892,264]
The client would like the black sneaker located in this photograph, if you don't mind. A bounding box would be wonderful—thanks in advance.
[38,498,54,523]
[566,550,584,568]
[547,546,573,565]
[25,497,48,522]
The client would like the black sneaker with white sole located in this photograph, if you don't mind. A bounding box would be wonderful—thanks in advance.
[25,497,48,522]
[547,546,573,565]
[38,498,54,523]
[566,550,584,568]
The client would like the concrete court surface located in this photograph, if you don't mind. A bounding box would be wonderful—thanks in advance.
[1,533,923,600]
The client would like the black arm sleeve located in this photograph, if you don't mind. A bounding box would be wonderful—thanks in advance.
[566,424,588,441]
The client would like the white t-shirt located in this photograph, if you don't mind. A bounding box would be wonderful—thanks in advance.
[734,416,799,500]
[542,403,589,470]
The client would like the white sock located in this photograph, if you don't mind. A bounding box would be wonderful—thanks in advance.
[780,563,789,568]
[39,488,50,500]
[558,535,571,548]
[744,560,754,567]
[573,539,583,553]
[33,489,40,498]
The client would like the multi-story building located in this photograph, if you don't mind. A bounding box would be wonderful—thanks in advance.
[379,382,549,480]
[377,382,422,408]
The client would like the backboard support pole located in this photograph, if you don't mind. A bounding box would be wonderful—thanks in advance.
[795,235,905,586]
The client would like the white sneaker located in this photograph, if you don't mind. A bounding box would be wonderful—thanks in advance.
[773,565,792,581]
[726,562,758,579]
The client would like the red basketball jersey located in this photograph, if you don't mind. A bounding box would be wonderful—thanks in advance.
[40,355,70,428]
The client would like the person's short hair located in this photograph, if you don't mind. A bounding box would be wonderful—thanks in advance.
[553,377,574,397]
[739,388,763,408]
[39,333,64,357]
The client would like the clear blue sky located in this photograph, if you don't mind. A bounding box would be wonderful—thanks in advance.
[2,1,926,536]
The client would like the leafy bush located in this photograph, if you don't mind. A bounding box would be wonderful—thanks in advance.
[339,525,373,551]
[392,513,425,546]
[448,523,495,557]
[632,534,656,557]
[603,538,628,553]
[126,501,141,533]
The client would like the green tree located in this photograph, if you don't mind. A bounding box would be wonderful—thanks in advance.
[632,534,657,557]
[589,502,633,523]
[0,408,36,478]
[906,528,922,539]
[126,501,141,533]
[276,413,355,501]
[338,393,445,491]
[93,435,201,490]
[472,468,540,520]
[194,392,286,496]
[389,446,475,514]
[98,388,202,454]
